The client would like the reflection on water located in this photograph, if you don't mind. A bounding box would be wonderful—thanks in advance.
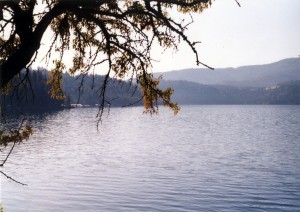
[1,105,300,211]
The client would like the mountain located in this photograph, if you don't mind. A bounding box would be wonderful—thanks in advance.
[159,80,300,105]
[155,58,300,87]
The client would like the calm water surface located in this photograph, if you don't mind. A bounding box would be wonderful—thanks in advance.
[1,105,300,211]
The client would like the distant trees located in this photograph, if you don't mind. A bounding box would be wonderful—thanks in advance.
[1,69,64,114]
[61,72,143,107]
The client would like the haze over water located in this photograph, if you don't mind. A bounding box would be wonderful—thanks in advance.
[1,105,300,211]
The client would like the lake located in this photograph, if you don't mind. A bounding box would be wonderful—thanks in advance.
[1,105,300,211]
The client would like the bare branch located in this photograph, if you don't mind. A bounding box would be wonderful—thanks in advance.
[0,170,27,186]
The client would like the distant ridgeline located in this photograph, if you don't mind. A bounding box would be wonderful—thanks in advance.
[157,58,300,105]
[1,69,143,115]
[159,80,300,105]
[1,57,300,115]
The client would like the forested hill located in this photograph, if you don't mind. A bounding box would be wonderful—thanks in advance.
[2,69,142,114]
[156,58,300,87]
[159,80,300,105]
[2,70,63,114]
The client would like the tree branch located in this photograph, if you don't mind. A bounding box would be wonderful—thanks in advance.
[0,170,27,186]
[149,0,210,7]
[0,2,67,89]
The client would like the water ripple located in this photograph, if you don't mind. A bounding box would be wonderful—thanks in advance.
[1,105,300,211]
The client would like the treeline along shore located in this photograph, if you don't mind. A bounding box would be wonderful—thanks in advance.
[1,60,300,115]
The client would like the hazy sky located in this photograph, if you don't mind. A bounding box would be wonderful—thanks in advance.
[35,0,300,73]
[152,0,300,72]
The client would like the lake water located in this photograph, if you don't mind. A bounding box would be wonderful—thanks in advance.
[1,105,300,211]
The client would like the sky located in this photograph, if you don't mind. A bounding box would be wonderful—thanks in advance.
[151,0,300,72]
[34,0,300,73]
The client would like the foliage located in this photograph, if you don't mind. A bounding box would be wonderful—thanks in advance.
[0,124,33,147]
[139,74,179,115]
[0,116,33,181]
[0,0,214,116]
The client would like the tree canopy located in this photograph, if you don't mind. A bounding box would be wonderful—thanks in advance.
[0,0,217,115]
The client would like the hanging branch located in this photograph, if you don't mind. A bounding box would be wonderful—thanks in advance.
[0,170,27,186]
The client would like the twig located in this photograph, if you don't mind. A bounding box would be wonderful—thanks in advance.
[234,0,241,7]
[0,141,16,167]
[0,117,26,167]
[0,171,27,186]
